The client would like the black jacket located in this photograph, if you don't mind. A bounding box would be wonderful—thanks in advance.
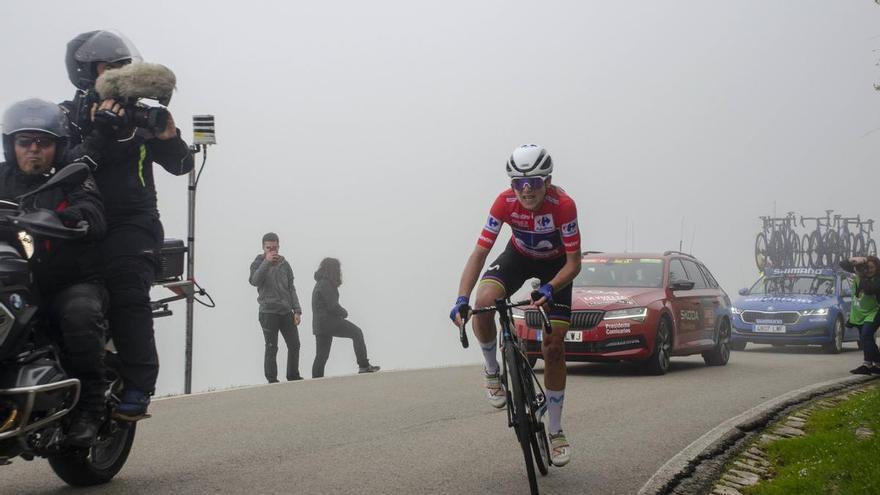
[60,96,194,224]
[0,162,106,296]
[311,278,348,335]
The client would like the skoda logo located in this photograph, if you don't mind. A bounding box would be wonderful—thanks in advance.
[767,306,775,311]
[9,294,23,310]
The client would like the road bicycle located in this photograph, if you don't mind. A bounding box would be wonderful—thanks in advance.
[801,210,834,268]
[458,297,553,495]
[851,217,877,257]
[755,213,800,269]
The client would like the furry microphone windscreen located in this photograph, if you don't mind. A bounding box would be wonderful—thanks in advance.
[95,63,177,106]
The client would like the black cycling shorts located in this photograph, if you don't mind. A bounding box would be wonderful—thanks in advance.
[479,242,572,323]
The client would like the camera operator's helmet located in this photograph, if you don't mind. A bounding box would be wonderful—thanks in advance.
[506,144,553,178]
[66,30,142,90]
[2,99,70,167]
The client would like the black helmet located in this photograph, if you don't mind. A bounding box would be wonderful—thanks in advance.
[66,30,142,90]
[2,99,70,167]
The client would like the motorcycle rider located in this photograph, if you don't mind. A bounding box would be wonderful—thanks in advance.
[61,30,195,419]
[0,98,108,447]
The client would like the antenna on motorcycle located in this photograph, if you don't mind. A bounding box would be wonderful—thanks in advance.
[16,162,91,201]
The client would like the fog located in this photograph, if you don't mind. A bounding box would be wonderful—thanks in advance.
[1,1,878,395]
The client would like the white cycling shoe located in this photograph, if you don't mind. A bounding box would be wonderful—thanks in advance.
[549,430,572,467]
[483,370,507,409]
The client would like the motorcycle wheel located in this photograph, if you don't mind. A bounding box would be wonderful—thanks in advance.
[48,420,137,486]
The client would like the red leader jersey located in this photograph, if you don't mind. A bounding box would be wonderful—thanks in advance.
[477,185,581,259]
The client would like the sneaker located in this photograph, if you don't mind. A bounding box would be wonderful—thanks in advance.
[549,431,572,467]
[358,365,381,374]
[483,370,506,409]
[850,365,873,375]
[113,389,151,422]
[65,410,105,448]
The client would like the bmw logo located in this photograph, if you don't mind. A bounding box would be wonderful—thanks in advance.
[9,294,23,310]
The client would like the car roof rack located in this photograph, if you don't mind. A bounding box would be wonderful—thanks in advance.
[663,250,695,258]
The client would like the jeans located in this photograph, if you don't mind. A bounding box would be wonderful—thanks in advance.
[259,312,301,382]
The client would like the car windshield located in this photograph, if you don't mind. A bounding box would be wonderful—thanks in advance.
[575,258,664,288]
[748,275,836,296]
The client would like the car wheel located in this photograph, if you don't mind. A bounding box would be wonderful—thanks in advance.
[643,316,672,375]
[702,318,731,366]
[730,340,746,351]
[822,318,844,354]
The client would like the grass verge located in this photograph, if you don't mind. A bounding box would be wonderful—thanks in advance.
[745,384,880,495]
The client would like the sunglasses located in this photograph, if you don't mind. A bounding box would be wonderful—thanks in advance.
[511,177,547,192]
[14,136,56,149]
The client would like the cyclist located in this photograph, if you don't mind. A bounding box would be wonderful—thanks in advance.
[450,144,582,467]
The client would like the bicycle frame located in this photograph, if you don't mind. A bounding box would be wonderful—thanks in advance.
[458,298,553,494]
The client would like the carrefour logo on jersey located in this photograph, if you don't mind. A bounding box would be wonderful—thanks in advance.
[534,214,554,233]
[485,216,501,233]
[562,220,578,236]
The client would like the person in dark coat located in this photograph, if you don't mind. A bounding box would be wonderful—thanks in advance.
[1,98,108,446]
[311,258,379,378]
[249,232,303,382]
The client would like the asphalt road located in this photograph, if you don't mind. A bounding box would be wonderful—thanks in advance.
[0,344,864,494]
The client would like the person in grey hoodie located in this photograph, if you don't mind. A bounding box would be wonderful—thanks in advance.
[311,257,380,377]
[249,232,303,382]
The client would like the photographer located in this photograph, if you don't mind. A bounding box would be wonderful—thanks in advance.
[61,30,195,419]
[839,255,880,375]
[0,99,108,446]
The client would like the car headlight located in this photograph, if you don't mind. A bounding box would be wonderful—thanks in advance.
[730,307,743,315]
[799,308,829,316]
[604,307,648,322]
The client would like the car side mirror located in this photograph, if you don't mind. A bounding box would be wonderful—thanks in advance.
[671,280,696,291]
[738,288,749,296]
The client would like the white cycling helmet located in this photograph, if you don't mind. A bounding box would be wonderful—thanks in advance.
[506,144,553,178]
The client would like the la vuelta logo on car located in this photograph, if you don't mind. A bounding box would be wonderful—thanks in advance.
[534,214,554,233]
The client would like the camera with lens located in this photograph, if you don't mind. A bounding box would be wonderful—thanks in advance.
[94,62,176,134]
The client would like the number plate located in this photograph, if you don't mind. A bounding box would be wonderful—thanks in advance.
[755,324,786,333]
[564,331,583,342]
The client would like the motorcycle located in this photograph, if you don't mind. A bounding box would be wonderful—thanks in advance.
[0,163,136,486]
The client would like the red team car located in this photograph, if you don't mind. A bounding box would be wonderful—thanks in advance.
[515,251,732,374]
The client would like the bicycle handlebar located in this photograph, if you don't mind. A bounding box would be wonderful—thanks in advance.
[457,296,552,349]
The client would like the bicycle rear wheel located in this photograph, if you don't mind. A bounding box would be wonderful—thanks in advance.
[506,342,539,494]
[869,239,877,257]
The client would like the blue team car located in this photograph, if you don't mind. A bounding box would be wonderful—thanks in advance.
[730,267,859,353]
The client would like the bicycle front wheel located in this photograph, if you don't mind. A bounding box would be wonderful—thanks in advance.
[506,342,539,494]
[754,233,768,271]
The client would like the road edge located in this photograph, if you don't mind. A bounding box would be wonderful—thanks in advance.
[637,374,879,495]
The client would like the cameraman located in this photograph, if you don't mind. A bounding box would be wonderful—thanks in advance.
[0,99,108,446]
[61,30,195,419]
[840,255,880,375]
